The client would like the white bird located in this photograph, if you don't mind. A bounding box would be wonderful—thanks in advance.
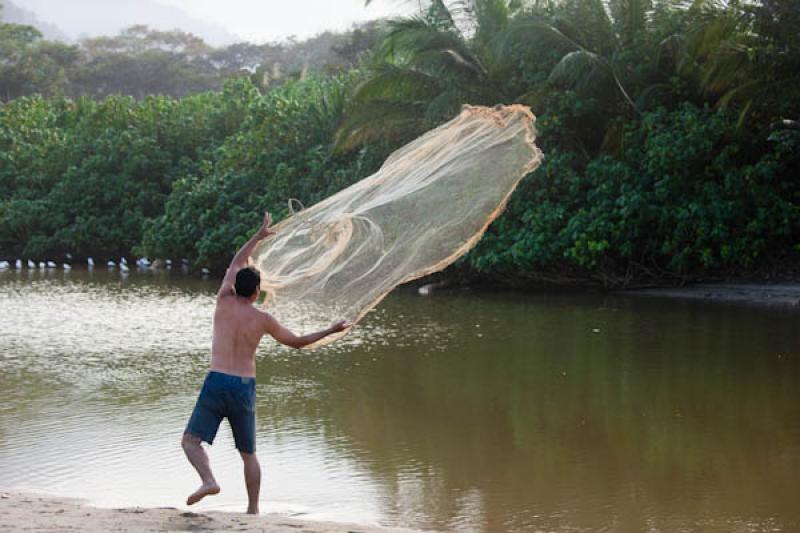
[27,259,35,268]
[0,261,9,270]
[15,259,22,269]
[63,263,72,270]
[87,257,95,267]
[201,267,211,275]
[120,257,128,265]
[38,261,45,269]
[137,257,151,267]
[107,260,115,267]
[66,253,72,260]
[120,262,129,272]
[181,258,189,265]
[165,259,172,266]
[46,261,56,268]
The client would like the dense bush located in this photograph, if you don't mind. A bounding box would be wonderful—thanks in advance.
[140,75,391,271]
[468,104,800,285]
[0,80,250,259]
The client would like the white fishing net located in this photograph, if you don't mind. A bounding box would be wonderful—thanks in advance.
[252,104,543,347]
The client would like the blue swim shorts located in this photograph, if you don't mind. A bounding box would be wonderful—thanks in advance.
[185,371,256,453]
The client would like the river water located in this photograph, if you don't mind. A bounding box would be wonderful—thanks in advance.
[0,268,798,531]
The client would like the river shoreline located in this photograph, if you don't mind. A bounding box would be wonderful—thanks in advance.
[0,490,419,533]
[622,282,800,307]
[415,276,800,308]
[5,266,799,308]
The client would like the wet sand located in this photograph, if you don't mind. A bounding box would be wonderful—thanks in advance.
[0,490,419,533]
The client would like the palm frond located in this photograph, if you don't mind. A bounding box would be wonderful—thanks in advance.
[348,64,443,105]
[493,16,583,60]
[334,100,430,152]
[608,0,653,45]
[429,0,468,32]
[409,48,488,80]
[549,50,640,113]
[378,17,485,75]
[548,50,609,92]
[657,33,684,68]
[472,0,512,46]
[714,78,759,110]
[675,0,757,100]
[561,0,618,54]
[424,88,469,121]
[700,41,751,94]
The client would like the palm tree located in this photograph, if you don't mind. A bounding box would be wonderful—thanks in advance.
[670,0,800,126]
[337,0,661,152]
[344,0,794,153]
[336,0,519,150]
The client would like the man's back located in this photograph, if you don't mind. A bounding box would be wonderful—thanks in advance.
[210,295,265,378]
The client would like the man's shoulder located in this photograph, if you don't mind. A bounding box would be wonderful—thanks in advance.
[252,306,275,322]
[251,307,280,332]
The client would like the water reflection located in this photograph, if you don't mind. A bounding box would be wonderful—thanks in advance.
[307,293,800,530]
[0,269,798,531]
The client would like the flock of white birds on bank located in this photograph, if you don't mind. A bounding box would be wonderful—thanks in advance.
[0,256,211,275]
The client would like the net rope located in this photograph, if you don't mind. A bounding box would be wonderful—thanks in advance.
[252,104,543,347]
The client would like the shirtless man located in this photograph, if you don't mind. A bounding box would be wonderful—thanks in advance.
[181,212,349,514]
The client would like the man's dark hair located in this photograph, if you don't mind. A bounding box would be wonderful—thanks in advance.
[235,266,261,298]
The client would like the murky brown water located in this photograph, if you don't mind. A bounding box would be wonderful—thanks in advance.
[0,268,798,531]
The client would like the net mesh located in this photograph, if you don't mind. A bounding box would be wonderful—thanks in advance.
[252,104,543,347]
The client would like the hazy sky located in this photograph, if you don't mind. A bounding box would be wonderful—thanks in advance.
[18,0,416,45]
[157,0,413,42]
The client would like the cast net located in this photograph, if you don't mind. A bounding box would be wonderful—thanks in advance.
[252,104,543,347]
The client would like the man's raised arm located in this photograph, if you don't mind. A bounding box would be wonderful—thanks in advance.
[263,313,351,349]
[218,212,275,298]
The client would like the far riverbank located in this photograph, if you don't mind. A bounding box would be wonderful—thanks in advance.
[622,282,800,308]
[416,275,800,308]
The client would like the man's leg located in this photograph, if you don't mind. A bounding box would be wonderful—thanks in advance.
[240,451,261,514]
[182,432,221,505]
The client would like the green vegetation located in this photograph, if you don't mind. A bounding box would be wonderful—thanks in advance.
[0,76,390,267]
[348,0,800,284]
[1,1,798,285]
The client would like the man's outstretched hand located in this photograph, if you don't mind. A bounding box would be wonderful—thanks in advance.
[257,211,276,239]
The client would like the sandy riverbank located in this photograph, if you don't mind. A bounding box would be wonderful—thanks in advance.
[0,490,419,533]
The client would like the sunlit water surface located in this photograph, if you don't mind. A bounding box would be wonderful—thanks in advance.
[0,269,798,531]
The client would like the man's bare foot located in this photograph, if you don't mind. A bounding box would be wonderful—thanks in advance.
[186,482,220,505]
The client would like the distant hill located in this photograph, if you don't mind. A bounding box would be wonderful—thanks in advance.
[1,0,70,41]
[11,0,241,46]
